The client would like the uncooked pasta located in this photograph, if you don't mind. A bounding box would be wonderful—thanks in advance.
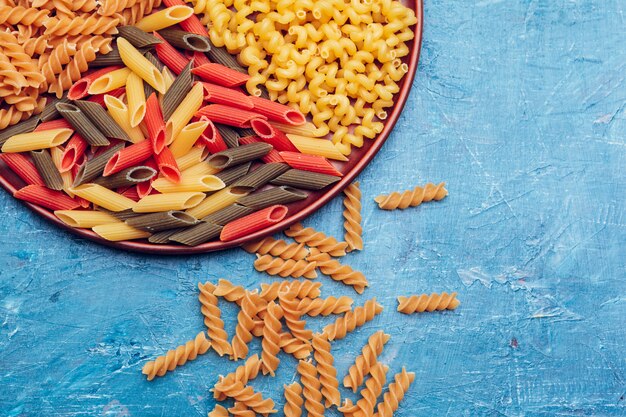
[397,292,460,313]
[254,254,318,279]
[322,298,383,341]
[343,181,363,251]
[375,182,448,210]
[197,282,232,357]
[285,222,348,257]
[242,236,309,260]
[141,331,210,380]
[344,330,390,392]
[312,334,340,407]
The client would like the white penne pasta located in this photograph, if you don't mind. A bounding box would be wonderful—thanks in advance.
[181,161,220,177]
[69,184,136,212]
[133,192,206,212]
[286,134,349,161]
[117,38,165,94]
[1,129,72,153]
[125,72,146,128]
[49,146,74,196]
[185,186,252,218]
[134,6,194,32]
[269,121,327,137]
[167,83,204,140]
[104,95,145,143]
[175,145,208,171]
[88,68,132,95]
[55,210,120,228]
[169,121,209,158]
[93,222,151,241]
[152,173,225,193]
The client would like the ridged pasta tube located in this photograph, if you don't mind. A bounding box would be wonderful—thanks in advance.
[373,367,415,417]
[297,359,324,417]
[306,249,368,293]
[243,236,309,260]
[343,181,363,251]
[397,292,460,314]
[283,382,304,417]
[261,301,283,376]
[213,354,262,400]
[375,182,448,210]
[279,332,312,359]
[285,223,348,256]
[260,280,322,302]
[344,330,390,392]
[312,334,340,407]
[254,254,318,279]
[141,331,211,380]
[340,362,389,417]
[322,298,383,341]
[298,296,353,317]
[198,282,232,357]
[231,290,260,360]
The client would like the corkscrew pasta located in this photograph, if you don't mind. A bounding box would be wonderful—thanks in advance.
[397,292,460,313]
[322,298,383,341]
[243,236,309,260]
[344,330,390,392]
[254,254,318,279]
[312,334,340,407]
[343,181,363,251]
[198,282,232,357]
[285,222,348,257]
[141,331,211,380]
[375,182,448,210]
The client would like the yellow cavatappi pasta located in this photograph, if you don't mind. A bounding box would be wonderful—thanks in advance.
[104,95,145,143]
[125,71,146,127]
[133,191,206,212]
[151,173,225,193]
[169,120,208,158]
[185,186,252,218]
[69,183,136,212]
[167,82,204,140]
[1,128,72,153]
[117,37,165,93]
[88,67,132,94]
[286,134,348,161]
[134,5,194,31]
[54,210,120,228]
[92,222,151,241]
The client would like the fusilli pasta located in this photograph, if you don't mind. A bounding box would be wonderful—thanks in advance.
[208,404,229,417]
[283,382,304,417]
[297,359,324,417]
[312,334,340,407]
[213,354,262,400]
[259,280,322,302]
[141,331,211,380]
[397,292,460,313]
[261,301,283,376]
[339,362,388,417]
[306,249,368,293]
[297,295,353,316]
[231,290,261,360]
[254,254,318,279]
[374,182,448,210]
[198,282,232,357]
[343,181,363,251]
[322,298,383,341]
[343,330,390,392]
[372,367,415,417]
[279,332,312,359]
[278,284,313,343]
[285,223,348,257]
[243,236,309,260]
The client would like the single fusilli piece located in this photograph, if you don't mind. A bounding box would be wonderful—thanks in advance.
[243,236,309,260]
[208,404,229,417]
[279,285,313,343]
[259,281,321,303]
[298,296,353,317]
[322,298,383,341]
[0,5,49,26]
[374,182,448,210]
[20,35,49,56]
[373,367,415,417]
[343,181,363,251]
[220,383,277,415]
[312,334,340,407]
[198,282,232,357]
[254,254,318,279]
[114,0,162,25]
[38,39,76,85]
[339,362,389,417]
[42,14,119,36]
[344,331,390,392]
[397,292,460,313]
[280,332,312,359]
[283,382,304,417]
[261,301,283,376]
[297,359,324,417]
[231,290,260,360]
[72,0,97,12]
[0,96,44,130]
[0,31,45,88]
[213,354,262,400]
[141,331,211,381]
[97,0,139,16]
[2,86,39,112]
[0,50,28,94]
[228,402,255,417]
[213,278,247,305]
[306,249,368,294]
[285,223,348,257]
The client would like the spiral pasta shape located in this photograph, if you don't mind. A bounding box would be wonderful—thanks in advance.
[374,182,448,210]
[198,282,232,357]
[214,278,247,305]
[243,237,309,260]
[260,280,321,302]
[279,332,312,359]
[0,6,49,26]
[43,15,119,36]
[208,404,229,417]
[3,86,39,112]
[306,249,368,293]
[297,359,324,417]
[72,0,97,12]
[114,0,162,25]
[20,35,49,57]
[213,354,262,400]
[0,32,45,89]
[285,223,348,257]
[343,181,363,252]
[283,382,304,417]
[221,383,277,415]
[254,254,317,279]
[141,331,211,381]
[298,296,353,316]
[0,51,28,94]
[322,298,383,341]
[397,292,460,313]
[344,330,390,392]
[312,334,340,407]
[279,285,313,343]
[97,0,140,16]
[339,362,388,417]
[228,402,255,417]
[0,99,43,130]
[372,367,415,417]
[231,290,260,360]
[38,39,76,85]
[259,301,283,376]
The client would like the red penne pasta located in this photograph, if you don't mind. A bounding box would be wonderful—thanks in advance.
[196,104,267,128]
[201,82,254,109]
[14,185,81,210]
[250,119,299,152]
[162,0,209,36]
[0,153,45,186]
[238,136,284,164]
[220,205,288,241]
[153,32,190,75]
[155,146,180,183]
[279,151,343,177]
[60,134,88,172]
[104,140,153,176]
[120,185,141,202]
[136,158,158,198]
[89,87,125,108]
[34,119,73,132]
[250,96,306,125]
[68,66,124,100]
[192,51,211,67]
[198,116,228,154]
[144,93,167,154]
[192,63,250,87]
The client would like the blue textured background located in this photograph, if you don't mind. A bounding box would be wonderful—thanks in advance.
[1,1,626,416]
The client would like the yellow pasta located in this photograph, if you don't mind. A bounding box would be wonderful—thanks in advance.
[283,382,303,417]
[49,146,73,195]
[54,210,120,228]
[285,223,348,257]
[104,95,145,143]
[175,146,208,171]
[343,181,363,252]
[260,301,283,376]
[161,66,176,93]
[133,191,206,212]
[312,334,340,407]
[254,254,317,279]
[152,173,224,193]
[286,134,348,161]
[375,182,448,210]
[198,282,232,357]
[69,183,136,212]
[307,249,368,293]
[242,237,309,260]
[134,5,194,31]
[185,186,251,218]
[88,67,131,94]
[344,330,390,392]
[297,359,324,417]
[125,71,146,127]
[169,120,208,158]
[1,128,72,153]
[372,367,415,417]
[117,37,165,93]
[322,298,383,341]
[397,293,460,313]
[141,331,211,381]
[167,82,204,139]
[339,362,389,417]
[92,222,151,241]
[297,296,353,317]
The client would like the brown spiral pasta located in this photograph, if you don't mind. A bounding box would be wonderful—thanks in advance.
[261,301,283,376]
[0,31,45,88]
[243,236,309,260]
[339,362,388,417]
[254,254,318,279]
[373,367,415,417]
[0,6,49,26]
[297,359,324,417]
[279,332,312,359]
[198,282,232,357]
[343,181,363,252]
[306,249,368,294]
[283,382,304,417]
[322,298,383,341]
[42,14,119,37]
[374,182,448,210]
[259,281,322,302]
[208,404,229,417]
[285,223,348,257]
[114,0,162,25]
[213,278,247,305]
[213,354,262,400]
[279,285,313,343]
[344,331,390,392]
[298,296,353,317]
[397,292,460,313]
[141,331,211,381]
[231,290,260,360]
[312,334,340,407]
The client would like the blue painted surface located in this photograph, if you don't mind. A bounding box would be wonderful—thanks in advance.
[1,1,626,416]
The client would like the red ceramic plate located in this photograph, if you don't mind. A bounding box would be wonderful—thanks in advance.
[0,0,423,254]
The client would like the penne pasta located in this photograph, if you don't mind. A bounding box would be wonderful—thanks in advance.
[55,210,120,228]
[152,173,225,193]
[117,38,166,94]
[88,68,132,95]
[104,95,145,143]
[2,129,72,153]
[69,184,137,212]
[133,192,206,212]
[286,134,349,161]
[181,161,221,177]
[134,6,194,32]
[175,146,208,171]
[125,72,147,127]
[49,147,73,193]
[169,120,208,158]
[92,222,151,241]
[167,82,204,140]
[269,121,326,138]
[186,186,253,218]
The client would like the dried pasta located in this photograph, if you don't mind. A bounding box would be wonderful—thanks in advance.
[343,181,363,251]
[297,359,324,417]
[141,331,210,380]
[197,282,232,357]
[279,332,312,359]
[397,292,460,314]
[375,182,448,210]
[373,367,415,417]
[285,223,348,257]
[242,236,309,260]
[344,330,390,392]
[297,296,353,317]
[278,285,313,343]
[213,278,247,305]
[219,383,276,415]
[259,280,321,303]
[322,298,383,341]
[339,362,388,417]
[231,290,261,360]
[312,334,340,407]
[306,249,368,294]
[208,404,229,417]
[254,254,318,279]
[283,382,304,417]
[213,354,262,400]
[261,301,283,376]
